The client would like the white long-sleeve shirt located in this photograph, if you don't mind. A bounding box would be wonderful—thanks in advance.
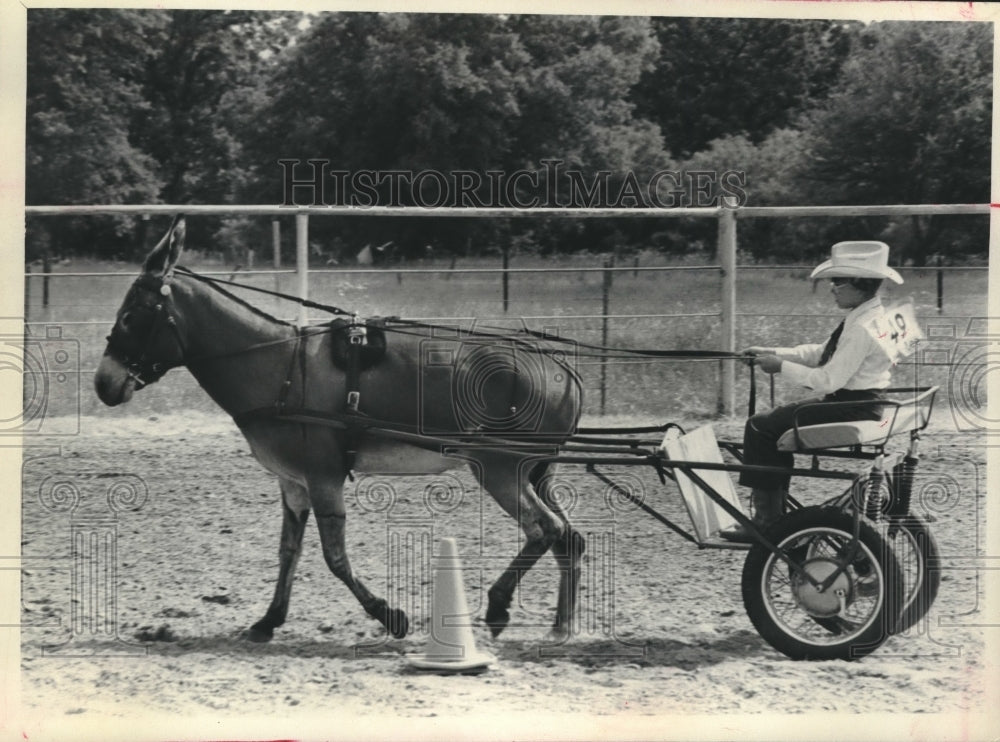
[774,297,896,395]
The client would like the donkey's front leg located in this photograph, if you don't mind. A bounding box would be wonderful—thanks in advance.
[247,479,310,643]
[313,506,409,639]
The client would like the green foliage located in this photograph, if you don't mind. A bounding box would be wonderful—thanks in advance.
[633,17,855,159]
[798,22,991,264]
[237,14,665,257]
[26,10,164,259]
[24,11,992,264]
[26,8,299,259]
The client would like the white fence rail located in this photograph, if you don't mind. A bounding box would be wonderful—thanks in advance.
[24,203,990,414]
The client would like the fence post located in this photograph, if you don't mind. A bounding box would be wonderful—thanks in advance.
[272,219,281,269]
[717,209,737,416]
[42,253,50,308]
[296,212,309,327]
[502,243,510,313]
[936,254,944,314]
[600,256,614,416]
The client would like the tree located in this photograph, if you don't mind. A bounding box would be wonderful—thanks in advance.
[136,10,312,205]
[26,10,164,257]
[800,22,992,264]
[240,13,666,257]
[632,17,854,159]
[26,9,163,207]
[26,9,299,258]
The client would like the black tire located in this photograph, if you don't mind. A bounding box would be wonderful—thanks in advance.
[886,514,941,633]
[741,506,904,661]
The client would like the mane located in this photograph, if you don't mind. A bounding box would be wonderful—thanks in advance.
[175,267,296,327]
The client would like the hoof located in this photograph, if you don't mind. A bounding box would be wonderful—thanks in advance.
[368,600,409,639]
[245,622,274,643]
[570,529,587,556]
[486,587,512,637]
[485,605,510,638]
[385,607,409,639]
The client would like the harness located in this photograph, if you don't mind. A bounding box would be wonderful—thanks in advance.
[109,266,760,479]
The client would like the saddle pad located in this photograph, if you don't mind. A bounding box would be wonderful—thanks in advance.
[776,401,928,452]
[329,318,388,371]
[662,425,744,543]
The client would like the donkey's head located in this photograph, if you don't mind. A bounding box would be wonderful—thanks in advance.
[94,216,188,406]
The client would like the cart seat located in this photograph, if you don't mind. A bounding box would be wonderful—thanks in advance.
[776,386,938,452]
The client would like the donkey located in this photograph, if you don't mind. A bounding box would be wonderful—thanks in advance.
[94,217,585,643]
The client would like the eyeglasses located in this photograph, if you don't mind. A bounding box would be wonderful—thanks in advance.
[830,278,854,288]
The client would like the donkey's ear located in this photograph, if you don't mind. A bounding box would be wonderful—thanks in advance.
[143,216,186,277]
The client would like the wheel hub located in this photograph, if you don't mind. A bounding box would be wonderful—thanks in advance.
[792,558,852,617]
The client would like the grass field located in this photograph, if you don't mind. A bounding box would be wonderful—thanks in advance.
[19,251,990,423]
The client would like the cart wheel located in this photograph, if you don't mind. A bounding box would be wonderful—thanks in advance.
[886,514,940,633]
[741,506,903,661]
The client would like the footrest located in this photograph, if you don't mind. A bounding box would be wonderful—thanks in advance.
[660,425,747,545]
[697,538,753,551]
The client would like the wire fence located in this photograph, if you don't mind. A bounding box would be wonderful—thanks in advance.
[21,203,990,419]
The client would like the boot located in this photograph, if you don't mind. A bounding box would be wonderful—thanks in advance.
[719,488,785,543]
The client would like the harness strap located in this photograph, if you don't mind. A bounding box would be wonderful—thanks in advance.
[275,328,303,413]
[342,318,367,479]
[232,405,569,451]
[381,317,746,360]
[173,266,354,317]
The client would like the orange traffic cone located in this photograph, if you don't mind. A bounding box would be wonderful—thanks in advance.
[406,537,495,673]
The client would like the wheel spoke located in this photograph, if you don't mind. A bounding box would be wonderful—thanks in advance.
[743,507,904,660]
[763,528,882,645]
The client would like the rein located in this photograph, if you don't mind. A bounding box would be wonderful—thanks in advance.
[113,266,762,437]
[172,266,748,363]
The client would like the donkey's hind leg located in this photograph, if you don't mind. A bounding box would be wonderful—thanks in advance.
[473,454,567,638]
[248,478,311,642]
[310,481,408,639]
[531,462,585,639]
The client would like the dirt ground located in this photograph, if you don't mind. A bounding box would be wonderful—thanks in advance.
[17,410,997,741]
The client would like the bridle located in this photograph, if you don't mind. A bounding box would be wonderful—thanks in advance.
[104,271,187,390]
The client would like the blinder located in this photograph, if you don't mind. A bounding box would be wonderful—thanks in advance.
[105,273,186,389]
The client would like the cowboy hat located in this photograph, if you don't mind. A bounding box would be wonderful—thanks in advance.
[810,241,903,285]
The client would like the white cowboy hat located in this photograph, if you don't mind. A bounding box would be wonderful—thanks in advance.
[810,241,904,285]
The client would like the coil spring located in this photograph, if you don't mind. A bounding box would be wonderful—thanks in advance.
[887,456,918,517]
[864,469,886,521]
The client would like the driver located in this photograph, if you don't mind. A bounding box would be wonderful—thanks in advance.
[720,241,904,542]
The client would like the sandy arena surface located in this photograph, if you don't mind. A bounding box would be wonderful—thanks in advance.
[16,411,998,741]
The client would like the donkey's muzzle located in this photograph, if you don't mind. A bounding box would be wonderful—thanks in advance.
[94,353,136,406]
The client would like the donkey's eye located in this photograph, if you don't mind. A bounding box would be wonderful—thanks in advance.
[119,312,132,330]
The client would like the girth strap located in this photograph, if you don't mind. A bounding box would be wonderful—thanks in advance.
[240,320,368,481]
[342,318,367,478]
